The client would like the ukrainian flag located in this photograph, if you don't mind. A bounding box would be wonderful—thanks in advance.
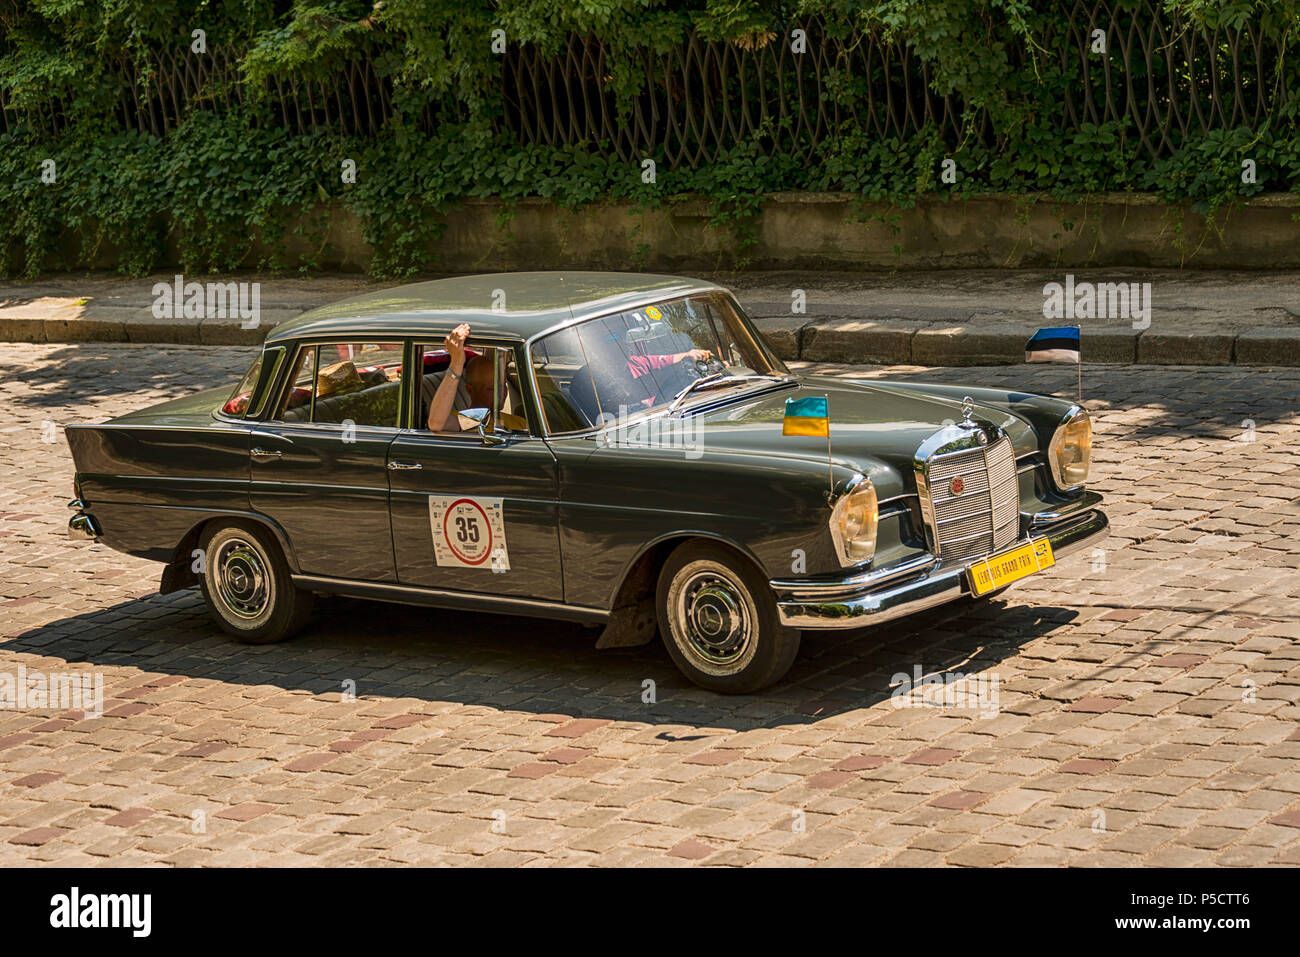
[783,396,829,437]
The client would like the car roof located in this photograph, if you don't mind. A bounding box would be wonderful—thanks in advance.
[265,271,725,344]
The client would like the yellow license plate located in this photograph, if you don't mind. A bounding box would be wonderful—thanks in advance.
[968,538,1055,596]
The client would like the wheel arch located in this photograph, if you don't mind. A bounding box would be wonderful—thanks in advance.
[593,531,770,651]
[159,511,300,595]
[605,530,769,612]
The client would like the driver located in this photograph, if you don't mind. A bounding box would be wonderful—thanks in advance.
[584,325,713,410]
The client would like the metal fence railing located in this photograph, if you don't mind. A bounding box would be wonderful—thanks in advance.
[1,2,1286,164]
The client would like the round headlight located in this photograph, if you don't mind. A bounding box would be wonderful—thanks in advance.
[1049,408,1092,490]
[831,480,878,566]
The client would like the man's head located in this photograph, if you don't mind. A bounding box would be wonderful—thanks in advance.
[464,353,504,409]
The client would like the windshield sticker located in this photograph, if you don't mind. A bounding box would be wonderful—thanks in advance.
[429,495,510,570]
[645,306,662,320]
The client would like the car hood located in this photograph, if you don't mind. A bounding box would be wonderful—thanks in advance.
[680,375,1037,498]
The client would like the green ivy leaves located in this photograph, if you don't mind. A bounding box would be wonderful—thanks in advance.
[0,1,1296,277]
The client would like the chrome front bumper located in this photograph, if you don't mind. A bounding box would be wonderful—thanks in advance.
[771,504,1109,630]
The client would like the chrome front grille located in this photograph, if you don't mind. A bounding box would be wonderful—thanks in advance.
[923,434,1020,562]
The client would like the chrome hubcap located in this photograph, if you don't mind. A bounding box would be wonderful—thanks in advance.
[215,538,270,621]
[677,569,752,667]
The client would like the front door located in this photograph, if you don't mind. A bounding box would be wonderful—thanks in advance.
[387,340,563,601]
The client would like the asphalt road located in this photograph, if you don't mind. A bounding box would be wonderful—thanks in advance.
[1,343,1297,866]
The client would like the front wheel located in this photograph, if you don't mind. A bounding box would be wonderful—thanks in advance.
[656,541,800,693]
[198,520,314,644]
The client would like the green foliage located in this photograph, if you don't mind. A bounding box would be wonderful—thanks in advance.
[0,0,1297,277]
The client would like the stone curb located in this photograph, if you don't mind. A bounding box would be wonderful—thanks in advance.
[0,308,295,348]
[749,317,1300,367]
[3,305,1299,366]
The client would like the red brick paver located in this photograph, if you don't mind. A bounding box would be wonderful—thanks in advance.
[0,346,1297,867]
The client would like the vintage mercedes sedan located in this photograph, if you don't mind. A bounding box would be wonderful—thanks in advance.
[65,272,1107,692]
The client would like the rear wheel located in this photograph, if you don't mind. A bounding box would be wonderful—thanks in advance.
[656,541,800,693]
[198,520,313,644]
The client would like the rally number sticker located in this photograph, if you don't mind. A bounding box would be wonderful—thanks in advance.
[428,495,510,571]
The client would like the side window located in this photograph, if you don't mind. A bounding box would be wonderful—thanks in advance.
[222,352,264,417]
[273,343,403,427]
[223,347,286,418]
[416,342,533,434]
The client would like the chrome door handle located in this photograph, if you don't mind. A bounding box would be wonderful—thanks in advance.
[250,447,283,460]
[387,461,423,470]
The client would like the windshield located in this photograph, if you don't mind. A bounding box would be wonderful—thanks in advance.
[531,294,788,433]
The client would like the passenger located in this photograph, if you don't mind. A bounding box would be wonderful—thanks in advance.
[425,324,525,432]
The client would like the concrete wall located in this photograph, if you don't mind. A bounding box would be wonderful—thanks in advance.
[51,191,1300,273]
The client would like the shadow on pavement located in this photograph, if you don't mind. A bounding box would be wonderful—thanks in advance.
[8,586,1074,733]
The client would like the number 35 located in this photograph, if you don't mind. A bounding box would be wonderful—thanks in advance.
[454,515,481,544]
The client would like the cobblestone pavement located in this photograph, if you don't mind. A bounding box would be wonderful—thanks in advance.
[1,343,1298,867]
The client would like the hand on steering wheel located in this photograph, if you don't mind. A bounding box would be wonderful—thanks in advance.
[679,348,723,375]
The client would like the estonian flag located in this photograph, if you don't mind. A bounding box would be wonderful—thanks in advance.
[1026,326,1080,364]
[783,395,829,437]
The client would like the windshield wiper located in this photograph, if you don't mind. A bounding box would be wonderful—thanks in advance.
[667,372,792,413]
[667,373,727,412]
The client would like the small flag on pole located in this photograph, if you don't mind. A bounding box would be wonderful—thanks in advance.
[783,396,829,436]
[1027,326,1082,402]
[1025,326,1081,364]
[784,395,835,502]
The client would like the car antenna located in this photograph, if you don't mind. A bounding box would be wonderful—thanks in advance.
[823,395,835,506]
[559,274,572,319]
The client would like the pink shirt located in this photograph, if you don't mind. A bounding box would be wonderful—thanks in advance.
[627,353,677,378]
[620,353,680,408]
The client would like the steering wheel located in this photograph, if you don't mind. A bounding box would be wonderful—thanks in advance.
[683,354,725,376]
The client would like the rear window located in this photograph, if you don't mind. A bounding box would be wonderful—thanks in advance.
[222,354,264,417]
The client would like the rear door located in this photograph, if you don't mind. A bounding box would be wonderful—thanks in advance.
[249,340,401,582]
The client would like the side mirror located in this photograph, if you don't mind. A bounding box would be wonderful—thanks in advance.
[457,407,505,445]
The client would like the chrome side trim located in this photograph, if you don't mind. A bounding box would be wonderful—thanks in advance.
[291,575,609,624]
